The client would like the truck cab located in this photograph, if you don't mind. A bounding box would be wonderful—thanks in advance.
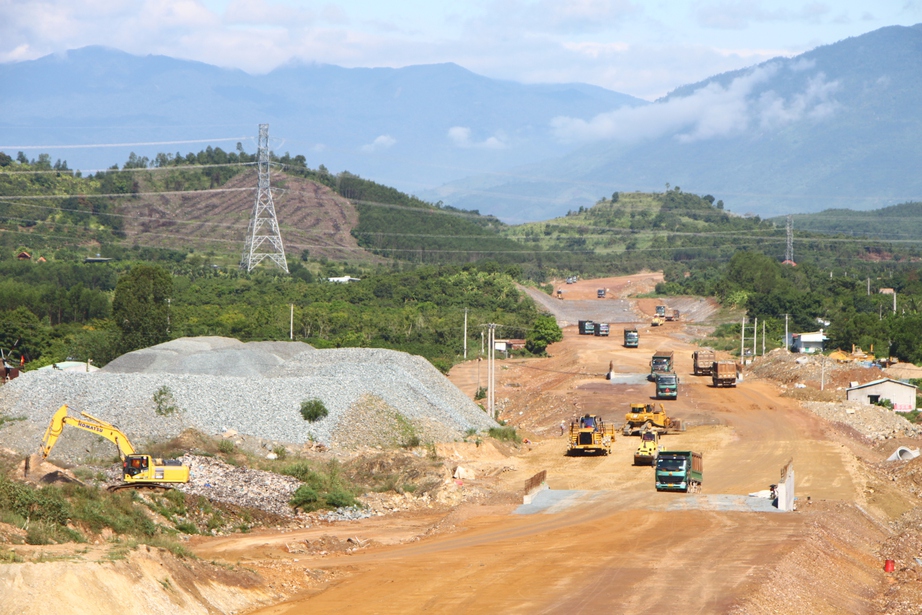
[655,372,679,399]
[623,327,639,348]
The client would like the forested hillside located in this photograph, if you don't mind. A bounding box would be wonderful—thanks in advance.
[773,202,922,241]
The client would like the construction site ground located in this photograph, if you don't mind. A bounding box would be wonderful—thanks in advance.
[3,274,920,614]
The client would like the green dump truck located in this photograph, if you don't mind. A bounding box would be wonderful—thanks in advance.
[623,326,639,348]
[655,451,703,493]
[649,350,674,380]
[655,372,679,399]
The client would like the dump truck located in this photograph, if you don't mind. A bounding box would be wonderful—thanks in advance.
[692,349,716,376]
[597,288,606,298]
[712,361,738,387]
[655,372,679,399]
[652,305,667,326]
[578,320,595,335]
[633,430,660,465]
[567,414,616,455]
[649,350,674,380]
[622,402,680,436]
[41,404,190,489]
[623,326,639,348]
[655,451,703,493]
[595,323,610,336]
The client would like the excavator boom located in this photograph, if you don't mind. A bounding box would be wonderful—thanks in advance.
[41,404,136,460]
[38,404,188,486]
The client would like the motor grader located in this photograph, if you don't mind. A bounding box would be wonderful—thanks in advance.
[567,414,615,456]
[40,404,189,489]
[622,403,681,437]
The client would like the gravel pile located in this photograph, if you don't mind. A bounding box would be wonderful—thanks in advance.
[0,337,496,461]
[802,400,922,440]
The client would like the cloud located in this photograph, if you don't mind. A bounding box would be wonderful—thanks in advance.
[694,1,832,30]
[360,135,396,153]
[550,63,839,144]
[447,127,507,149]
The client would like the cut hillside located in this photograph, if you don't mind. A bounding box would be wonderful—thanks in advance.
[116,170,376,261]
[0,337,496,462]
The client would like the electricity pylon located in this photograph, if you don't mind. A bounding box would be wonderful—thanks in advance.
[240,124,288,273]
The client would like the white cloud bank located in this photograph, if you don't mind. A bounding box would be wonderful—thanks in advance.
[360,135,396,153]
[447,127,507,149]
[550,64,839,144]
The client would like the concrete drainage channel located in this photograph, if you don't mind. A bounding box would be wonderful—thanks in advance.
[515,489,788,515]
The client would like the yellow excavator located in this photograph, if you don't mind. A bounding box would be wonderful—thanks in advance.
[40,404,190,489]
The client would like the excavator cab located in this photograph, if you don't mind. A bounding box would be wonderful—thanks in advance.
[123,454,150,478]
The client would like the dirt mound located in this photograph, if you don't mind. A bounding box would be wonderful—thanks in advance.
[749,348,883,391]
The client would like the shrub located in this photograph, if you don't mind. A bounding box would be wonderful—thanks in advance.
[488,426,522,444]
[474,387,487,400]
[217,439,235,454]
[153,385,178,416]
[300,399,329,422]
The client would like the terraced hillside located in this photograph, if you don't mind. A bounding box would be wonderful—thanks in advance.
[116,170,375,262]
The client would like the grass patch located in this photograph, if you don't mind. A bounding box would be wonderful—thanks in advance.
[0,415,25,429]
[488,426,522,444]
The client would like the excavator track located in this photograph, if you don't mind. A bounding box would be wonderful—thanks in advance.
[106,482,175,493]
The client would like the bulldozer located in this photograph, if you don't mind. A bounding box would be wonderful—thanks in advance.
[622,403,681,437]
[567,414,616,456]
[40,404,190,489]
[633,430,660,465]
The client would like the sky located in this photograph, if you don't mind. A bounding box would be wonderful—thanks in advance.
[1,1,921,100]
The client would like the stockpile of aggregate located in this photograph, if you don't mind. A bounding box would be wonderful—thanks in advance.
[0,337,496,462]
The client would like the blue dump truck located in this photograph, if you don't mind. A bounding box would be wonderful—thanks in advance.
[655,372,679,399]
[655,451,703,493]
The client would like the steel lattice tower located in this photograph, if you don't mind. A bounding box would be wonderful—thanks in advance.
[240,124,289,273]
[784,214,794,265]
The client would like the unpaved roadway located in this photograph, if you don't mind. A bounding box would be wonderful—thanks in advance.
[198,278,889,614]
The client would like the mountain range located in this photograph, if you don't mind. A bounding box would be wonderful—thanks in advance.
[2,24,921,223]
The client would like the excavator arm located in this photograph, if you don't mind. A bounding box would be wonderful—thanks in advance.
[40,404,137,460]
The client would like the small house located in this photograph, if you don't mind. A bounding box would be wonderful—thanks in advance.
[791,330,827,354]
[16,251,30,260]
[846,378,917,412]
[327,276,361,283]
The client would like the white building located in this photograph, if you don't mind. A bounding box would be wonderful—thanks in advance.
[846,378,917,412]
[791,330,828,354]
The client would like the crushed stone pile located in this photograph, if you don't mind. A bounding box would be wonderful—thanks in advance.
[0,337,496,462]
[802,400,922,440]
[748,348,883,389]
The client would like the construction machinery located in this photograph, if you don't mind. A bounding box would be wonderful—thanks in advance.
[712,361,739,387]
[40,404,190,488]
[567,414,616,456]
[655,451,703,493]
[597,288,606,298]
[623,403,681,436]
[595,323,610,336]
[655,372,679,399]
[633,430,660,465]
[652,304,666,326]
[623,326,639,348]
[649,350,674,380]
[692,349,716,376]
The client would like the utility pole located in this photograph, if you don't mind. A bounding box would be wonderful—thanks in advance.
[821,355,826,391]
[740,316,746,363]
[867,277,870,296]
[894,291,897,315]
[784,314,789,351]
[290,304,294,340]
[463,308,468,360]
[487,324,497,420]
[762,320,766,356]
[241,123,289,273]
[753,317,758,358]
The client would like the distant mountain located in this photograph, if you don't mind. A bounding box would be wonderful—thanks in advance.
[772,201,922,241]
[0,47,645,194]
[429,24,922,222]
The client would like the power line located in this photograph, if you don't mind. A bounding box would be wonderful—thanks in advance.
[0,137,252,150]
[0,162,256,176]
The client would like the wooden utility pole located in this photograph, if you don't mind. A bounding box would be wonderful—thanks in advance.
[463,308,468,360]
[290,304,294,340]
[740,317,746,363]
[753,317,758,359]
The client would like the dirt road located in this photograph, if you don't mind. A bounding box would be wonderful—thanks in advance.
[222,284,885,614]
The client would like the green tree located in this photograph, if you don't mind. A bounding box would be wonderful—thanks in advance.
[526,314,562,354]
[112,265,172,353]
